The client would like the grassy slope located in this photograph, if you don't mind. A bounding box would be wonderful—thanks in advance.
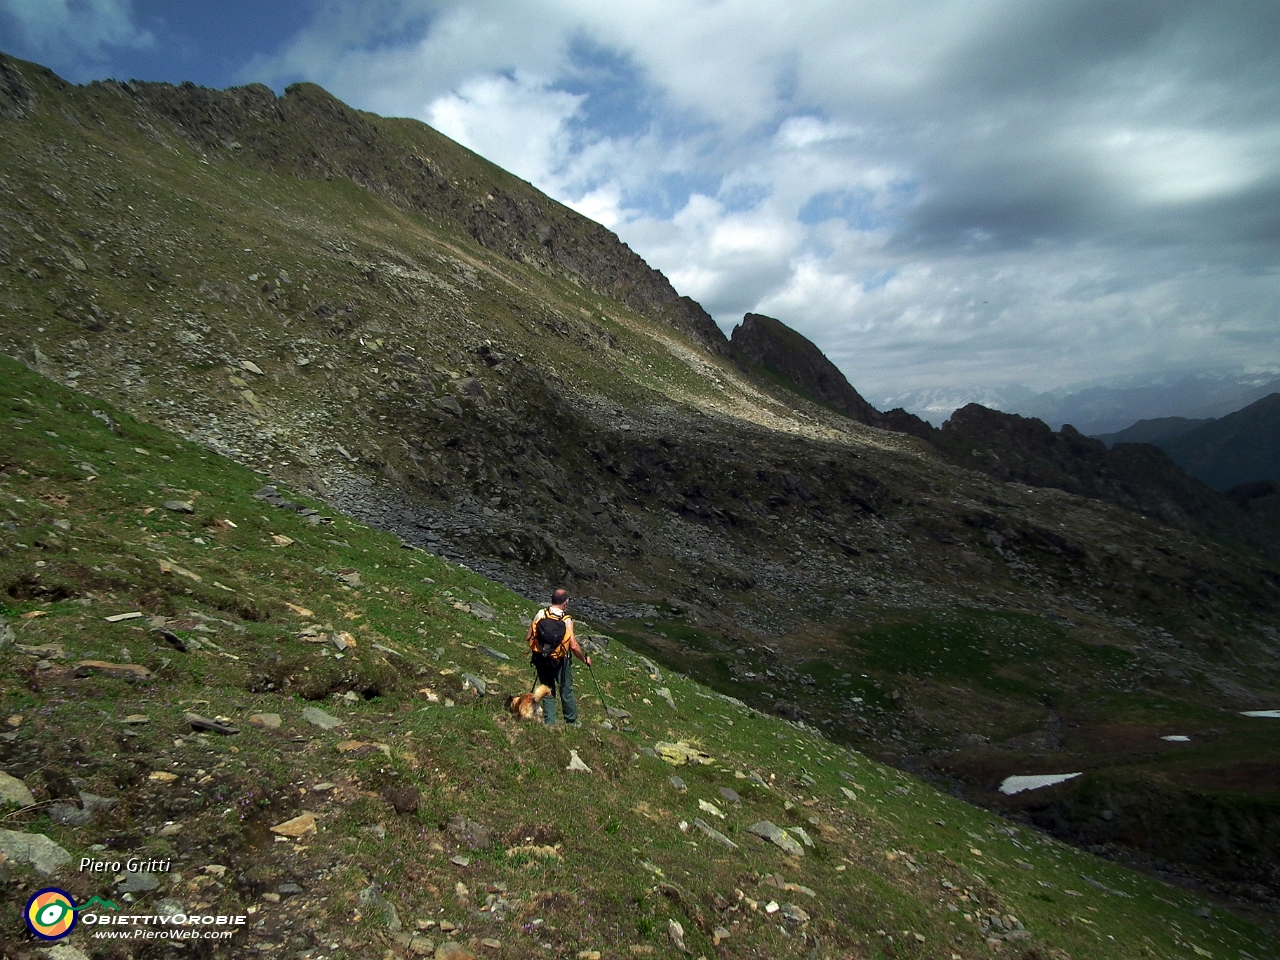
[2,364,1277,959]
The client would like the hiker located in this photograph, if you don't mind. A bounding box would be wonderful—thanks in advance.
[526,588,592,725]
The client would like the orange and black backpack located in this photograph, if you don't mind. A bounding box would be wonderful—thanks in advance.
[531,609,570,664]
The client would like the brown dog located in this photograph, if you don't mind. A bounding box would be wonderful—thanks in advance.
[505,684,552,720]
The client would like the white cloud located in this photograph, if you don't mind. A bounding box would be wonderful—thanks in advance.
[775,116,855,149]
[0,0,152,57]
[427,71,584,187]
[1094,125,1280,205]
[239,0,1280,397]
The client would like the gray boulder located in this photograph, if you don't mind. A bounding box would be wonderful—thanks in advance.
[748,821,805,857]
[0,829,73,874]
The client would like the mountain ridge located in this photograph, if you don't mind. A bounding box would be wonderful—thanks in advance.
[1159,393,1280,491]
[884,374,1280,435]
[1094,417,1214,448]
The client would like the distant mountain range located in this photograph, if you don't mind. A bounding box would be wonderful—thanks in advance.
[1094,417,1214,448]
[881,374,1280,434]
[1098,394,1280,492]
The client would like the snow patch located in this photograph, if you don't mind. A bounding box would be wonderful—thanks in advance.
[999,773,1082,795]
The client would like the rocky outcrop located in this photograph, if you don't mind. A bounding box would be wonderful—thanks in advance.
[91,71,729,356]
[931,404,1280,562]
[0,53,36,120]
[729,313,931,437]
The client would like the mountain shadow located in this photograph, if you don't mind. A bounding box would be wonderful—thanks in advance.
[1158,393,1280,491]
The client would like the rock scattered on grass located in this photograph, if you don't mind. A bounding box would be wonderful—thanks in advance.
[185,713,239,735]
[0,829,72,874]
[74,660,153,680]
[248,712,281,729]
[654,741,714,765]
[445,815,492,849]
[567,749,591,773]
[407,934,435,956]
[787,825,814,848]
[118,872,160,893]
[269,813,317,838]
[692,818,738,849]
[163,500,194,513]
[301,707,341,729]
[748,821,805,857]
[780,903,810,923]
[156,898,186,918]
[49,792,115,826]
[698,799,725,819]
[358,883,401,932]
[668,919,689,953]
[0,771,35,807]
[39,944,91,960]
[329,631,357,652]
[469,602,496,621]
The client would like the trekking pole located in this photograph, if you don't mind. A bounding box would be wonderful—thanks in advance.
[585,660,626,720]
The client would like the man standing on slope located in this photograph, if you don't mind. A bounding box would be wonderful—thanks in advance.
[527,589,592,725]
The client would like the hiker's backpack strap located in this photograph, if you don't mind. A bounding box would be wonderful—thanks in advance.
[527,608,547,655]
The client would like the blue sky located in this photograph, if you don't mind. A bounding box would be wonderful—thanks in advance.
[3,0,1279,402]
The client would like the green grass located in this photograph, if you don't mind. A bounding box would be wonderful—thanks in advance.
[2,357,1275,958]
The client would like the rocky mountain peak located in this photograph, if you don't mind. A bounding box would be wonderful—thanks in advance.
[731,312,880,421]
[729,312,931,438]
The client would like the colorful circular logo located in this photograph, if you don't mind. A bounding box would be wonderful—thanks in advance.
[26,888,77,941]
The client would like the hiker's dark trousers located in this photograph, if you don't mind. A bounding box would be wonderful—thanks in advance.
[533,654,577,725]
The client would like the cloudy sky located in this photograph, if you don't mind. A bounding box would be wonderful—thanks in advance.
[3,1,1279,402]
